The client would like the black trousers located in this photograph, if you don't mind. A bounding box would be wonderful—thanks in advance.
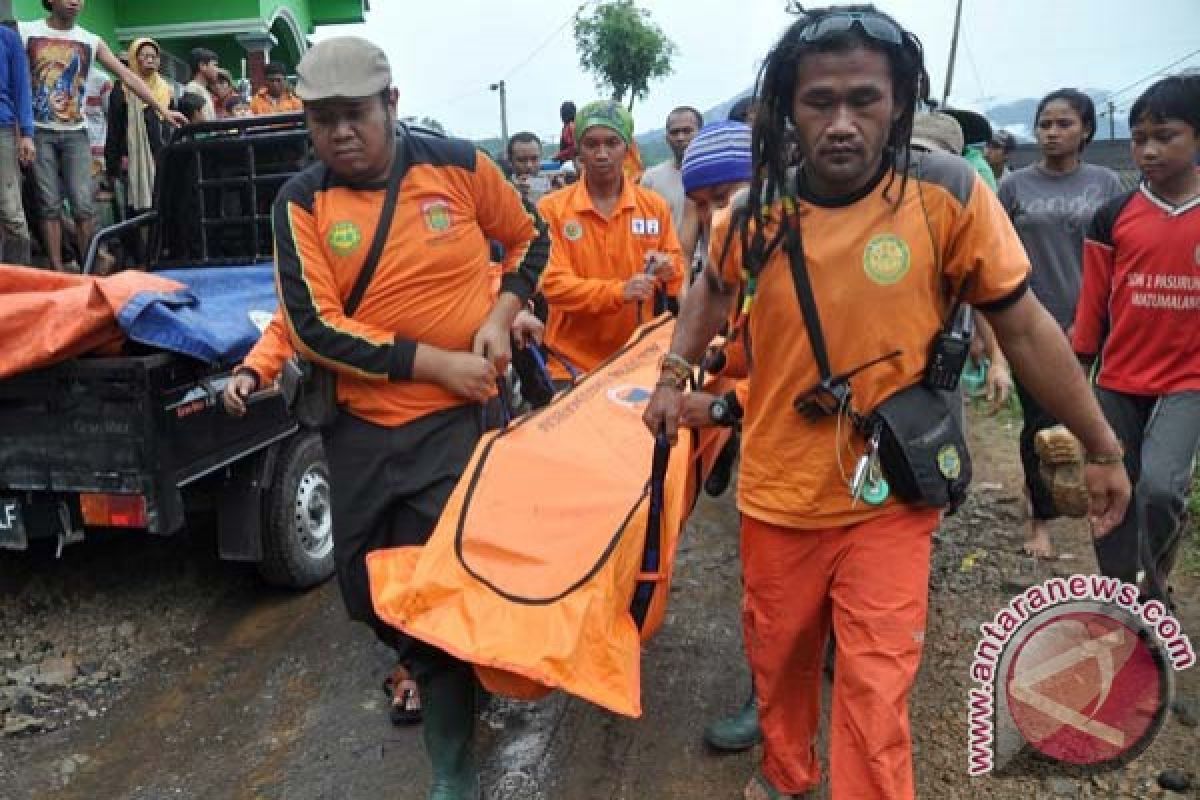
[322,405,482,657]
[1014,379,1060,521]
[1092,389,1200,599]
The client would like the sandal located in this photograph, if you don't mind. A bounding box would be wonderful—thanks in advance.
[382,666,423,726]
[1020,541,1057,560]
[743,774,809,800]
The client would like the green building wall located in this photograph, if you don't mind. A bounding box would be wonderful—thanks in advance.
[13,0,364,74]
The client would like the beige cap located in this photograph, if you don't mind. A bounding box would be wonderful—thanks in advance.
[911,111,964,156]
[295,37,392,102]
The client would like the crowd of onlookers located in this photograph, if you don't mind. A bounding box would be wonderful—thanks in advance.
[0,0,304,273]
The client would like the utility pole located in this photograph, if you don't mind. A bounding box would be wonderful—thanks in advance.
[1107,100,1116,139]
[490,80,509,145]
[941,0,964,107]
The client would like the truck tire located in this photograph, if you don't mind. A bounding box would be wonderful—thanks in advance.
[258,432,335,589]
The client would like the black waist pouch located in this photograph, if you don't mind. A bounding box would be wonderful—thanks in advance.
[871,384,970,511]
[278,357,338,429]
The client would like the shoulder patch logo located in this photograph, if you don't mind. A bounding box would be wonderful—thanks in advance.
[863,233,911,285]
[564,220,584,242]
[422,199,452,233]
[328,221,363,256]
[937,444,962,480]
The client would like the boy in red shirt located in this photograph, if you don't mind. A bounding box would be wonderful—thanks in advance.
[1073,74,1200,604]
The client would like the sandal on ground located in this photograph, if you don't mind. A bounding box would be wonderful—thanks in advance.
[382,666,423,726]
[1020,541,1057,560]
[743,774,808,800]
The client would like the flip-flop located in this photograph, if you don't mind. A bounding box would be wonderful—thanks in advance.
[382,669,423,726]
[389,680,422,726]
[1020,543,1058,560]
[743,774,807,800]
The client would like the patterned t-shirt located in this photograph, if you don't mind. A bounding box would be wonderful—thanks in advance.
[19,19,101,132]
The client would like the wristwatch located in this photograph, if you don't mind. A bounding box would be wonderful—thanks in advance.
[709,391,743,427]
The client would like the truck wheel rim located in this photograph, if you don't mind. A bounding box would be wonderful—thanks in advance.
[294,468,333,560]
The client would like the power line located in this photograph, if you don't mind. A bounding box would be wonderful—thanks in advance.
[502,0,592,80]
[424,0,592,113]
[1102,47,1200,104]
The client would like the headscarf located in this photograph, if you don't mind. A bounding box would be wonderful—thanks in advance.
[125,38,172,111]
[123,37,171,211]
[576,100,634,144]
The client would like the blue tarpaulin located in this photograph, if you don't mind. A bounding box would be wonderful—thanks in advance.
[116,266,276,366]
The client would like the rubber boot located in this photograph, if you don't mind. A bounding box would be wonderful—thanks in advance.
[420,663,479,800]
[703,692,761,752]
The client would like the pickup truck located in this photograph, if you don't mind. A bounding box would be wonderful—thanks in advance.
[0,114,332,589]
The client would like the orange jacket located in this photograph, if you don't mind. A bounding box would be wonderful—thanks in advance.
[537,178,682,378]
[274,136,548,426]
[238,264,506,390]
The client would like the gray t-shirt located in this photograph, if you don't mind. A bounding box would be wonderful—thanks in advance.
[997,162,1124,327]
[640,160,686,232]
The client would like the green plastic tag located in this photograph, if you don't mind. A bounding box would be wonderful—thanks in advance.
[862,477,890,506]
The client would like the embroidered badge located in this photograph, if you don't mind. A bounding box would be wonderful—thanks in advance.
[422,200,452,233]
[937,444,962,480]
[564,220,584,241]
[863,233,911,285]
[328,221,363,256]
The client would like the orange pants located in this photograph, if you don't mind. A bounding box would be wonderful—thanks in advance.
[741,508,940,798]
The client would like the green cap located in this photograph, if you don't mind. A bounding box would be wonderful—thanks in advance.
[576,100,634,144]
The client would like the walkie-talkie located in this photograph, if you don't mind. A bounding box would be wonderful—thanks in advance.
[924,302,974,392]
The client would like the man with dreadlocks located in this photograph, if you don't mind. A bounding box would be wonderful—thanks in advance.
[643,7,1130,799]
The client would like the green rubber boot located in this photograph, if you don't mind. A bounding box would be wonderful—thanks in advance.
[703,693,762,752]
[420,663,480,800]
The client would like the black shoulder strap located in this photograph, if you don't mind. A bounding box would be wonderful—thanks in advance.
[782,217,834,382]
[344,134,410,316]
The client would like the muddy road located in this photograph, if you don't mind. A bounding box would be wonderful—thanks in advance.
[1,408,1196,799]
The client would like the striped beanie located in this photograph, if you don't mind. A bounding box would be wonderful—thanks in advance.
[681,121,753,194]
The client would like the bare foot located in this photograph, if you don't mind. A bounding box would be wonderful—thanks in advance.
[1022,519,1055,560]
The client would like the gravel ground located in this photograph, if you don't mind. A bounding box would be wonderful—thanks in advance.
[0,526,257,743]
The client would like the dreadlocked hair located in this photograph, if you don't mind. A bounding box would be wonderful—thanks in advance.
[736,4,930,278]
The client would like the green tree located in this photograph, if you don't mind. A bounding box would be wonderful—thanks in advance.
[573,0,676,112]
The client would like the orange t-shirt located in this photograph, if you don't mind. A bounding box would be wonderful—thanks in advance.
[275,134,546,427]
[538,178,683,378]
[250,88,303,116]
[711,152,1030,529]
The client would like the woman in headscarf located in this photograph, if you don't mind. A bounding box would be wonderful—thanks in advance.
[105,37,174,215]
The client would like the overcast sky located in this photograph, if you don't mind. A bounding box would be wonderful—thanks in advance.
[314,0,1200,141]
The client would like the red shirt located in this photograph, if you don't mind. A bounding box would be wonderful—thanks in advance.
[1073,185,1200,394]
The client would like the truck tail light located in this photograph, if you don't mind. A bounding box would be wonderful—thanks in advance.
[80,494,148,528]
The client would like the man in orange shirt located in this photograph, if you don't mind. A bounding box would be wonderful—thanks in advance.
[538,99,682,381]
[269,38,547,800]
[249,62,303,116]
[644,8,1130,800]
